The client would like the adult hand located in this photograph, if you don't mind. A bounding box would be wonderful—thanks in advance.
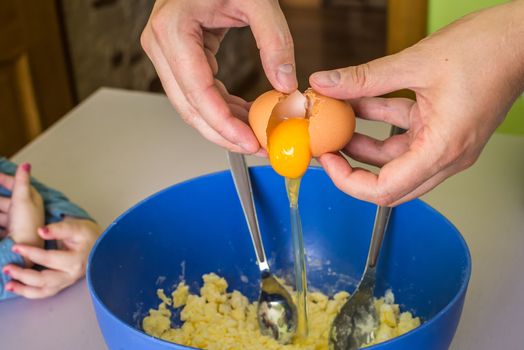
[310,1,524,206]
[141,0,297,154]
[3,218,101,299]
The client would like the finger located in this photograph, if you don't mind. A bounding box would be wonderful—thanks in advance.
[226,94,250,110]
[38,222,86,243]
[203,29,227,55]
[349,97,415,129]
[0,213,7,227]
[12,244,78,272]
[374,142,444,205]
[5,281,58,299]
[388,153,476,206]
[0,173,15,191]
[229,104,249,123]
[247,1,297,93]
[204,47,218,76]
[343,133,411,167]
[214,80,249,109]
[309,53,419,99]
[12,163,32,200]
[142,32,250,153]
[389,167,454,206]
[254,149,268,158]
[0,196,10,212]
[214,80,249,122]
[154,18,259,152]
[3,264,71,289]
[318,152,383,202]
[319,143,440,206]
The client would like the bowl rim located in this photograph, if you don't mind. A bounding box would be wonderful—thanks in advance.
[87,166,472,349]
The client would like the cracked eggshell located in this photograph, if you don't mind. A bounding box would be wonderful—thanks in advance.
[248,90,283,149]
[306,89,355,157]
[248,89,355,157]
[270,90,308,121]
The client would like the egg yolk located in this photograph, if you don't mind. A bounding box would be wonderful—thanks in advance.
[267,118,311,179]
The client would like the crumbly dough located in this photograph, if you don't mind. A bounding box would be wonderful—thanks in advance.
[143,273,420,350]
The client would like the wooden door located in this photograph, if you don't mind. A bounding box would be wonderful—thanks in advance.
[0,0,73,156]
[386,0,428,99]
[387,0,428,55]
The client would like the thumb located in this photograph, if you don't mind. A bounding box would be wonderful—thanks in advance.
[247,1,297,93]
[12,163,32,200]
[309,53,417,99]
[38,221,82,244]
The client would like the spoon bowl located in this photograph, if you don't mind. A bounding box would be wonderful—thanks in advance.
[259,271,297,343]
[329,268,378,349]
[329,202,392,349]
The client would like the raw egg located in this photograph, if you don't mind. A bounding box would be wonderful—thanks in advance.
[248,89,356,179]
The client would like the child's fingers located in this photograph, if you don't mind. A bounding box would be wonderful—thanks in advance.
[12,244,79,272]
[3,264,71,289]
[4,265,48,288]
[12,163,32,200]
[4,280,59,299]
[0,196,10,212]
[38,220,88,245]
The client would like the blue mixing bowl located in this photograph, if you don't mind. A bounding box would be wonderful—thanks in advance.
[87,166,471,350]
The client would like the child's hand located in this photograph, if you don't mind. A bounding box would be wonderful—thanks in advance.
[0,163,45,259]
[2,217,101,299]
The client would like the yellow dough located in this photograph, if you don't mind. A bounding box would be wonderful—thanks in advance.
[143,273,420,350]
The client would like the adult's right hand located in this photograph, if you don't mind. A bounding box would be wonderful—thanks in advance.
[141,0,297,154]
[309,0,524,206]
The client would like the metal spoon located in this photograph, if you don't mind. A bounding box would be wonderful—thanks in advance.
[329,126,402,350]
[329,206,392,349]
[227,151,298,344]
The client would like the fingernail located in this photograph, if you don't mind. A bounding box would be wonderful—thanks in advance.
[5,285,13,292]
[311,70,341,87]
[279,63,294,74]
[276,64,297,92]
[2,268,10,276]
[239,142,257,154]
[21,163,31,172]
[254,149,268,158]
[12,246,20,254]
[40,226,50,235]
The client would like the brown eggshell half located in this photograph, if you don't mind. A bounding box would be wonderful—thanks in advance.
[306,89,355,157]
[248,90,284,149]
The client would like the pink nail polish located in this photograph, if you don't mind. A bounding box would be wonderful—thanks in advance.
[5,285,13,292]
[40,226,50,235]
[21,163,31,172]
[2,268,10,276]
[12,247,20,254]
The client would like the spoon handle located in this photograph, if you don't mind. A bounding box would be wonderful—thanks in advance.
[366,125,403,269]
[367,206,392,268]
[227,151,269,271]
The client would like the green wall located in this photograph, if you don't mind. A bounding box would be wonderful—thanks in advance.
[428,0,524,135]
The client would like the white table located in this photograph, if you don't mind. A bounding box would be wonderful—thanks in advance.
[1,88,523,349]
